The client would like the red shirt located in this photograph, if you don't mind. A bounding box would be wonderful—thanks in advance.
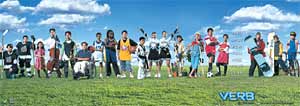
[248,39,266,60]
[205,35,218,55]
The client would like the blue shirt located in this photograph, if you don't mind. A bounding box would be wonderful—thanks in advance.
[288,39,297,53]
[76,50,92,59]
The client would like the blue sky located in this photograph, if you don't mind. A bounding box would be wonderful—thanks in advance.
[1,0,300,65]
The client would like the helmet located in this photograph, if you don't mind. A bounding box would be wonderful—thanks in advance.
[290,31,296,36]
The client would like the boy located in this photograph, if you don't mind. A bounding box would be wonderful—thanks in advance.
[60,31,76,78]
[248,32,265,77]
[73,42,92,80]
[204,28,218,77]
[16,35,34,77]
[0,44,18,79]
[137,37,148,79]
[92,32,105,78]
[286,31,298,76]
[273,35,288,76]
[117,30,138,78]
[45,28,62,78]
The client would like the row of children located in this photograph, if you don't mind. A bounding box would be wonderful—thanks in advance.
[248,31,298,77]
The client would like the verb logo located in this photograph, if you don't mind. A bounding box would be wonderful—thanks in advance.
[219,92,255,101]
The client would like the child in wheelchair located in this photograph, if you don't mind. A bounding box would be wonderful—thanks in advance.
[73,42,93,80]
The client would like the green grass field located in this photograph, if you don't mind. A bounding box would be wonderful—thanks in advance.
[0,66,299,106]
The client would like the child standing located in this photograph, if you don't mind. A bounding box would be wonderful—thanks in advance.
[117,30,138,78]
[215,34,230,76]
[159,31,173,78]
[93,32,105,78]
[204,28,218,77]
[137,37,148,79]
[35,41,48,78]
[187,34,201,78]
[147,32,161,78]
[273,35,288,76]
[174,35,185,76]
[286,31,298,76]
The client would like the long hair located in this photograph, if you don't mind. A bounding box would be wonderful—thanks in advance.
[37,41,45,50]
[106,30,114,39]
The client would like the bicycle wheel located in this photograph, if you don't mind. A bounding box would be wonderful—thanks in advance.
[294,60,300,77]
[292,60,299,77]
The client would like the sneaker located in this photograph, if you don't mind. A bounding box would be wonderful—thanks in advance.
[154,74,158,78]
[146,72,151,77]
[116,74,122,78]
[121,74,126,78]
[130,72,134,78]
[178,73,182,77]
[168,74,172,78]
[99,74,103,78]
[158,73,161,78]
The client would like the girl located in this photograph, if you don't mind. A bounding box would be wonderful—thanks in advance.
[159,31,173,78]
[104,30,121,78]
[147,32,161,78]
[187,33,202,78]
[215,34,230,76]
[175,35,185,76]
[35,41,48,78]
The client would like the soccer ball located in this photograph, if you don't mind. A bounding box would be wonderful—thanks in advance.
[207,72,213,78]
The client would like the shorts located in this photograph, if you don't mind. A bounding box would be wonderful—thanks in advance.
[160,48,171,60]
[120,60,132,72]
[207,53,215,63]
[148,49,160,61]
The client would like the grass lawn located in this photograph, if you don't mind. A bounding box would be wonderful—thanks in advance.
[0,66,299,106]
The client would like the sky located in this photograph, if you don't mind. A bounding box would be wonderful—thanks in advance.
[1,0,300,65]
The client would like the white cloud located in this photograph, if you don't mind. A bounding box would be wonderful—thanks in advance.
[0,0,34,13]
[233,22,280,32]
[35,0,111,15]
[16,28,30,33]
[38,14,95,26]
[286,0,300,2]
[0,13,28,33]
[224,4,300,23]
[103,26,108,30]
